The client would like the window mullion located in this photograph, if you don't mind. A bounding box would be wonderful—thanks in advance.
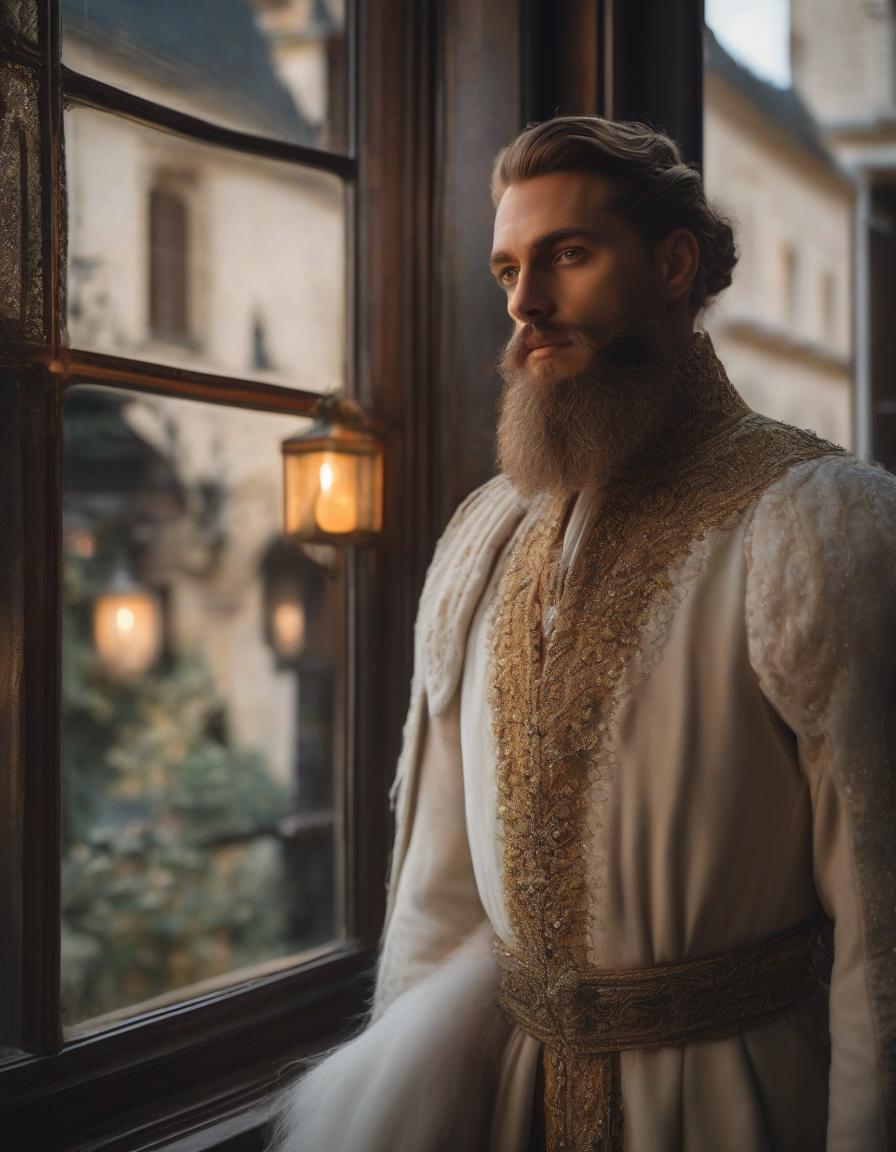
[0,372,28,1057]
[19,368,64,1057]
[60,351,363,420]
[61,68,357,180]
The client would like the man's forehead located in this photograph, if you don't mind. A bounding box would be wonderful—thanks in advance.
[491,171,617,254]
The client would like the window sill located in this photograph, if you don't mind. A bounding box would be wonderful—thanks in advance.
[1,944,375,1152]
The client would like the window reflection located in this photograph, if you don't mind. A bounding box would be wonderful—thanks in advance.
[65,105,347,392]
[62,0,349,152]
[61,386,345,1030]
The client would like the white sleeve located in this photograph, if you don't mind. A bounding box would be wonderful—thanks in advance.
[746,454,896,1152]
[372,688,491,1016]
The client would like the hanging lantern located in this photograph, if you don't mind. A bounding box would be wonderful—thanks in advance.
[93,564,163,679]
[260,538,328,668]
[271,598,306,661]
[282,396,383,544]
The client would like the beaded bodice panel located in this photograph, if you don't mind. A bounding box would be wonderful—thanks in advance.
[487,334,845,1150]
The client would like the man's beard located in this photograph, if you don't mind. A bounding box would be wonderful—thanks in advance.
[495,293,680,498]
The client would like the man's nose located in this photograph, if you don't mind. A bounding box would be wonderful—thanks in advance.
[507,268,555,324]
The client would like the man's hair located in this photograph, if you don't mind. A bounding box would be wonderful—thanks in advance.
[490,115,737,313]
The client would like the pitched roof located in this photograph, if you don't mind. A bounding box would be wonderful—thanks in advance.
[704,26,839,172]
[62,0,313,144]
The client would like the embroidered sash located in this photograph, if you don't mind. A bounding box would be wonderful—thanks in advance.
[497,917,824,1151]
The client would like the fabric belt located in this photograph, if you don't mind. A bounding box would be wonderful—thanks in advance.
[495,916,825,1152]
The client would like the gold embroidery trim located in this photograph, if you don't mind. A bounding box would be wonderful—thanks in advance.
[488,336,845,1152]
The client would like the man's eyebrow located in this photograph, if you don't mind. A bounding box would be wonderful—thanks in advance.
[488,228,603,271]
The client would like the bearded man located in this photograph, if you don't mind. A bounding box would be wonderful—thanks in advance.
[269,117,896,1152]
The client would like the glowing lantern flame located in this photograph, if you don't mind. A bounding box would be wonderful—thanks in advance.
[115,606,136,633]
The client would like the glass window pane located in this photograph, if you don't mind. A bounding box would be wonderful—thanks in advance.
[702,2,856,450]
[62,0,349,153]
[61,384,346,1032]
[64,105,347,393]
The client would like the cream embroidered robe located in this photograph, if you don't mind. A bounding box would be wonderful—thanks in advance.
[270,390,896,1151]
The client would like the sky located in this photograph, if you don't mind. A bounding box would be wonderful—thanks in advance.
[705,0,791,88]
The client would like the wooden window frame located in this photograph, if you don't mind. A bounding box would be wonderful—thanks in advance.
[522,0,704,165]
[0,1,433,1148]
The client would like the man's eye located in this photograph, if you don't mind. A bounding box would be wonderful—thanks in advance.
[499,267,518,285]
[556,247,585,263]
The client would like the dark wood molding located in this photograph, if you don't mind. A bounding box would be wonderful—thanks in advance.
[432,0,522,532]
[19,368,62,1056]
[356,0,440,593]
[520,0,704,165]
[604,0,705,166]
[351,0,431,949]
[20,0,64,1053]
[0,373,26,1053]
[109,1084,278,1152]
[2,949,374,1151]
[63,1073,279,1152]
[521,0,601,124]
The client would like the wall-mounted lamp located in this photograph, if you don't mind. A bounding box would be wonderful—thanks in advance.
[261,538,329,669]
[271,599,306,661]
[93,563,163,679]
[281,396,383,544]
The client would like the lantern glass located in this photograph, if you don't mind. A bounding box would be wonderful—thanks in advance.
[271,597,306,660]
[283,437,383,542]
[93,586,162,679]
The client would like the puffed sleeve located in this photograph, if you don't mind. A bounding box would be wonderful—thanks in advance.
[745,453,896,1151]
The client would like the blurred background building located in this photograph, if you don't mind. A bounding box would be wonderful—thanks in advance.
[64,0,347,389]
[703,29,853,445]
[704,0,896,454]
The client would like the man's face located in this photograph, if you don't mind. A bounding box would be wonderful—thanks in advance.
[489,170,687,497]
[490,170,663,381]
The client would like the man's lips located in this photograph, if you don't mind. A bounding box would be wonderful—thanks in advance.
[526,340,571,357]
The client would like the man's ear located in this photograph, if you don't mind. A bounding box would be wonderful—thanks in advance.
[657,227,699,304]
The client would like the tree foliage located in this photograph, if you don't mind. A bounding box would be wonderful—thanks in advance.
[61,551,291,1024]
